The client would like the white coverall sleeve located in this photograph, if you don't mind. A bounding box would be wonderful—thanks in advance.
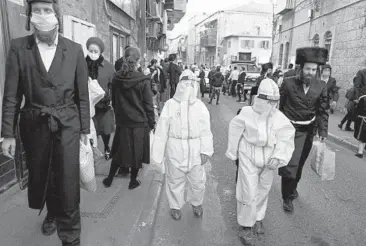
[152,101,171,164]
[226,114,246,161]
[199,104,214,157]
[270,114,296,168]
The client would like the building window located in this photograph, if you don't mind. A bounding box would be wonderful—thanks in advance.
[260,40,270,49]
[256,26,260,36]
[110,28,128,64]
[324,31,332,61]
[284,42,290,69]
[279,44,284,66]
[241,40,254,49]
[239,52,251,61]
[313,34,319,47]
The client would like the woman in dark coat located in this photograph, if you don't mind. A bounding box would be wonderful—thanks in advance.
[354,86,366,158]
[86,37,116,160]
[103,47,155,189]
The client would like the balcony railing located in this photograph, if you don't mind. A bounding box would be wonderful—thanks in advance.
[200,28,217,47]
[276,0,295,15]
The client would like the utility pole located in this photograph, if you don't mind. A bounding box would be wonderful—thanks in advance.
[139,0,147,63]
[270,0,276,62]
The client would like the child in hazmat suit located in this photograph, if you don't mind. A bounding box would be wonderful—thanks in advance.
[152,69,214,221]
[226,78,295,245]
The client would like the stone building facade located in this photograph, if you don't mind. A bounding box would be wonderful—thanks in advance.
[272,0,366,109]
[191,2,272,67]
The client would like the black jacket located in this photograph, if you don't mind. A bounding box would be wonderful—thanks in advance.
[279,77,329,137]
[112,71,155,129]
[168,62,182,85]
[211,72,224,87]
[238,72,246,84]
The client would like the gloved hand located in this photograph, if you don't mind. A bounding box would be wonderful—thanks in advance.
[267,158,281,170]
[320,137,326,143]
[201,154,209,165]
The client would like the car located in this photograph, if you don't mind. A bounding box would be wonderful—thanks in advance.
[230,61,261,90]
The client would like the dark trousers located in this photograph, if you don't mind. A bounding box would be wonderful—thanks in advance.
[46,172,81,246]
[170,83,177,98]
[231,80,238,97]
[340,110,353,128]
[209,87,221,104]
[237,84,246,101]
[281,126,314,200]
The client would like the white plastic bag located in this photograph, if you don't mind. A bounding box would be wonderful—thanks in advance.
[309,141,335,181]
[80,139,97,192]
[146,131,166,175]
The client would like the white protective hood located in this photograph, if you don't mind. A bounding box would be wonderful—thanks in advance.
[174,69,200,103]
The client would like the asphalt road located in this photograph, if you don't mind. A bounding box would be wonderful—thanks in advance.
[151,93,366,246]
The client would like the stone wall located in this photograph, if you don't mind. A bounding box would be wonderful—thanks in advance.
[272,0,366,110]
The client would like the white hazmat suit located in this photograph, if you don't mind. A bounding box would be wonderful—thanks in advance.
[226,78,295,229]
[152,69,214,212]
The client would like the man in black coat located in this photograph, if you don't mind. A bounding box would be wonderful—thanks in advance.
[1,1,90,245]
[320,64,339,114]
[279,47,329,213]
[208,66,224,105]
[167,54,182,98]
[237,67,247,102]
[249,62,273,105]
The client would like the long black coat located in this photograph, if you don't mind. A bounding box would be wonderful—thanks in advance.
[2,35,90,212]
[354,95,366,142]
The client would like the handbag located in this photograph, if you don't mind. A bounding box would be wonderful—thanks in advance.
[145,131,166,175]
[308,141,336,181]
[80,139,97,192]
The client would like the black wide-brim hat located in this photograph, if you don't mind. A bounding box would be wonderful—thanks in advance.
[27,0,57,3]
[261,62,273,71]
[296,47,328,65]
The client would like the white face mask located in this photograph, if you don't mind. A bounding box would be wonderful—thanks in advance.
[88,52,99,61]
[30,13,58,32]
[252,97,276,114]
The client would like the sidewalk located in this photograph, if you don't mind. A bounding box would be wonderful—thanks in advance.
[327,112,360,152]
[0,137,164,246]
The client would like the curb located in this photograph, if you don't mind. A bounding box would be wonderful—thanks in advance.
[129,171,164,246]
[327,132,358,152]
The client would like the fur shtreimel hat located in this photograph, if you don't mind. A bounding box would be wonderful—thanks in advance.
[261,62,273,71]
[26,0,62,32]
[296,47,328,65]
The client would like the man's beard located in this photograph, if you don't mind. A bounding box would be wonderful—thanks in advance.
[34,27,58,46]
[301,71,316,86]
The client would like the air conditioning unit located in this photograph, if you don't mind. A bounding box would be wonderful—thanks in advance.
[308,9,314,19]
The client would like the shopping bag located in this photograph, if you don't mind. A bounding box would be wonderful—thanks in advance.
[80,139,97,192]
[145,131,166,175]
[309,141,336,181]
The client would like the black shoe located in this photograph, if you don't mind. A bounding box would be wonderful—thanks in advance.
[254,221,264,234]
[216,102,219,105]
[338,124,343,130]
[345,127,354,131]
[355,153,363,158]
[102,177,113,188]
[128,180,141,190]
[41,213,57,236]
[290,190,299,200]
[283,199,294,213]
[170,209,182,221]
[238,227,255,246]
[192,205,203,218]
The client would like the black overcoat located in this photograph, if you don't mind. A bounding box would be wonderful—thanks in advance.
[1,35,90,212]
[278,76,329,179]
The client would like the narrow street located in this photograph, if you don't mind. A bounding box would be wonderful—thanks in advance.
[151,94,366,246]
